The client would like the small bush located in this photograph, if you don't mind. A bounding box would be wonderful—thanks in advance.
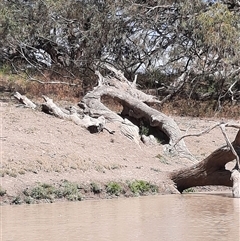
[0,186,7,196]
[106,182,122,196]
[24,196,35,204]
[91,182,102,194]
[29,183,56,200]
[23,181,82,202]
[55,180,82,201]
[129,180,158,195]
[66,194,82,201]
[11,196,22,205]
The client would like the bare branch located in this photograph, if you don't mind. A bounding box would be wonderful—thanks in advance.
[220,124,240,169]
[27,77,78,86]
[14,92,36,109]
[104,63,130,84]
[172,122,222,148]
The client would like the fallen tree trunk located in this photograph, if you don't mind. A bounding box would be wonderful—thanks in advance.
[41,95,106,133]
[79,64,194,160]
[14,91,36,109]
[171,130,240,197]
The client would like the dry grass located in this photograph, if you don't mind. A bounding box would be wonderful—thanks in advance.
[160,98,240,119]
[1,70,239,118]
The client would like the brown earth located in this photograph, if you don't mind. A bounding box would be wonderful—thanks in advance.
[1,96,239,204]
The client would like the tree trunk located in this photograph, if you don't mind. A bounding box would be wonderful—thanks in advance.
[79,65,194,160]
[14,92,36,109]
[170,130,240,196]
[41,95,106,133]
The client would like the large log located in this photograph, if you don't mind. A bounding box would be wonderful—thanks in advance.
[170,130,240,196]
[79,65,194,160]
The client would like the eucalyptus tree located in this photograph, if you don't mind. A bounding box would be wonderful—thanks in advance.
[0,0,239,105]
[117,0,240,105]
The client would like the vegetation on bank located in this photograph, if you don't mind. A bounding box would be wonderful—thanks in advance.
[1,70,239,119]
[0,1,240,110]
[0,180,159,205]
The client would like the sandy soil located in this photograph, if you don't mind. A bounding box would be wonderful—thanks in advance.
[1,98,239,203]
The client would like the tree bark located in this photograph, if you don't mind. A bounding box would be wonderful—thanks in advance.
[79,65,194,160]
[14,92,36,109]
[42,95,106,133]
[170,130,240,195]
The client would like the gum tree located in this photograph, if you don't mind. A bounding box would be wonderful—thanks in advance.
[0,0,239,103]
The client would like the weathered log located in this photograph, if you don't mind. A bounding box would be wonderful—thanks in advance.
[14,92,36,109]
[42,95,106,133]
[170,130,240,196]
[79,65,194,159]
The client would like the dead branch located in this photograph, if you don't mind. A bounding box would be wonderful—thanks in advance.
[14,92,36,109]
[172,122,222,148]
[42,95,106,133]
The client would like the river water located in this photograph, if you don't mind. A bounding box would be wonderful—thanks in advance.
[1,192,239,241]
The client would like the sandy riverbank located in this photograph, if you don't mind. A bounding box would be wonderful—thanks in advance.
[1,99,238,204]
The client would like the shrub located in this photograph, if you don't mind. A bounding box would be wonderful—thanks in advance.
[24,196,35,204]
[55,180,82,201]
[90,182,102,194]
[23,181,82,202]
[106,182,122,196]
[129,180,158,195]
[29,183,56,200]
[0,186,6,196]
[11,196,22,205]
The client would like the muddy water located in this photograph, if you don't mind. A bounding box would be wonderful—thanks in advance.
[1,193,239,241]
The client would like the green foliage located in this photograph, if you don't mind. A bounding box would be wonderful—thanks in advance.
[139,121,169,144]
[183,188,195,193]
[55,180,82,201]
[24,181,82,201]
[195,3,239,53]
[139,122,150,136]
[106,182,122,196]
[28,183,56,200]
[129,180,158,195]
[24,196,35,204]
[0,0,240,104]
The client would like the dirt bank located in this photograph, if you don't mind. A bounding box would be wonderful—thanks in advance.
[1,98,238,204]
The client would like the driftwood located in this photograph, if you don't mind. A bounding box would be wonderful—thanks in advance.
[79,64,194,159]
[41,95,106,133]
[171,130,240,197]
[14,92,36,109]
[13,65,240,197]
